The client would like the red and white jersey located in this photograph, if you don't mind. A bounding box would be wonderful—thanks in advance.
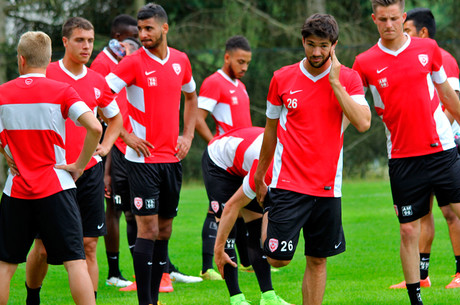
[267,60,367,197]
[0,74,91,199]
[106,47,196,163]
[442,48,460,93]
[207,127,272,199]
[198,69,252,136]
[47,60,120,170]
[91,48,132,154]
[353,35,454,159]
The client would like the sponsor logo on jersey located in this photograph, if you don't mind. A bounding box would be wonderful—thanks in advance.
[418,54,429,67]
[25,78,33,85]
[401,205,413,217]
[94,87,101,99]
[134,197,143,210]
[211,200,220,213]
[231,96,238,105]
[148,77,157,87]
[146,198,155,209]
[378,77,388,88]
[269,238,279,252]
[172,63,181,75]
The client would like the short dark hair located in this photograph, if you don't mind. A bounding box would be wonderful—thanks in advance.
[301,14,339,44]
[137,3,168,24]
[406,8,436,39]
[371,0,404,13]
[225,35,251,53]
[111,14,137,38]
[62,17,94,38]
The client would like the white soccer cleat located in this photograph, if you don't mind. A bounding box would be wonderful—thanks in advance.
[170,271,203,283]
[106,276,133,288]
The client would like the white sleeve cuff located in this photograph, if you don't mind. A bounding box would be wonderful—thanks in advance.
[266,101,282,119]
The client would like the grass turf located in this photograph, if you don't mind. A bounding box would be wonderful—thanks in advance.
[7,180,460,304]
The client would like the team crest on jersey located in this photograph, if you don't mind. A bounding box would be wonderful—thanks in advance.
[94,88,101,99]
[148,77,157,87]
[172,63,181,75]
[378,77,388,88]
[211,200,220,213]
[401,205,413,217]
[269,238,279,252]
[134,197,143,210]
[231,96,238,105]
[25,78,33,85]
[418,54,429,66]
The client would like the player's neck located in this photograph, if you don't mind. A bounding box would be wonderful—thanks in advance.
[221,66,236,81]
[380,32,407,51]
[147,41,168,60]
[62,56,85,76]
[304,58,331,77]
[21,67,46,76]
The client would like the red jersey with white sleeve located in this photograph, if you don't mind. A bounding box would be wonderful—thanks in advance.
[91,48,132,154]
[106,47,196,163]
[353,35,454,159]
[47,60,120,170]
[198,69,252,136]
[266,60,367,197]
[207,127,272,199]
[442,48,460,93]
[0,74,91,199]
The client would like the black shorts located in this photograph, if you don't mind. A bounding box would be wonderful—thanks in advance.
[202,149,243,218]
[0,189,85,265]
[110,146,131,212]
[76,162,106,237]
[263,188,345,260]
[389,148,460,223]
[127,161,182,217]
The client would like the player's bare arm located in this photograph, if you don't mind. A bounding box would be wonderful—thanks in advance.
[436,81,460,125]
[329,47,371,133]
[103,151,112,198]
[195,108,214,143]
[0,145,19,176]
[214,186,251,278]
[176,90,198,160]
[254,118,278,204]
[95,112,123,157]
[56,111,102,181]
[120,128,154,157]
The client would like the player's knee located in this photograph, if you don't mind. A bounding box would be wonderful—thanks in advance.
[442,207,459,225]
[267,257,290,268]
[399,222,419,239]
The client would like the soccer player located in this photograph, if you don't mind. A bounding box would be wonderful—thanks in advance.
[254,14,371,305]
[196,35,253,280]
[208,127,292,305]
[25,17,123,303]
[352,1,460,304]
[389,7,460,290]
[90,13,139,289]
[0,31,101,305]
[105,3,198,305]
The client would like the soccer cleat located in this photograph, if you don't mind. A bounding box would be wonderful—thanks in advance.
[157,301,166,305]
[230,293,251,305]
[159,273,174,293]
[239,264,254,272]
[389,277,431,289]
[199,268,224,281]
[106,275,133,288]
[260,290,294,305]
[445,273,460,289]
[119,281,137,291]
[170,271,203,283]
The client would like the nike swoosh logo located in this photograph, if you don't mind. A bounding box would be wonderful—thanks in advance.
[334,242,342,249]
[145,70,156,75]
[290,89,302,94]
[377,67,388,74]
[229,90,236,94]
[159,261,167,265]
[97,223,104,229]
[147,262,153,265]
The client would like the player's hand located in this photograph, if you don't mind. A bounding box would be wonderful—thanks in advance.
[329,44,341,85]
[95,143,111,157]
[4,153,19,176]
[175,135,192,160]
[255,177,268,205]
[104,173,112,198]
[55,163,84,182]
[214,249,237,279]
[123,133,154,157]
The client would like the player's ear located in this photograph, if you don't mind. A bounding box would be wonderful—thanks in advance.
[162,22,169,35]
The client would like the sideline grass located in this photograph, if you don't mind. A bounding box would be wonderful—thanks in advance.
[7,180,460,304]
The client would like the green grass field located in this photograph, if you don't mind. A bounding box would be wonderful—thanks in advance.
[7,180,460,304]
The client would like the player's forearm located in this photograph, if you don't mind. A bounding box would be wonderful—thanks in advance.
[195,118,213,143]
[437,82,460,124]
[75,112,102,170]
[100,113,123,151]
[181,93,198,141]
[254,118,277,183]
[214,195,246,254]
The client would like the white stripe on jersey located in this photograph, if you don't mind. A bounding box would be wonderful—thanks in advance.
[242,134,264,172]
[208,136,243,170]
[270,139,284,189]
[369,85,384,111]
[3,170,13,196]
[427,73,436,100]
[182,77,196,93]
[126,85,145,113]
[434,104,456,151]
[333,148,343,197]
[198,96,218,112]
[266,101,282,119]
[213,103,233,127]
[125,116,146,163]
[1,103,66,132]
[54,167,76,191]
[106,72,127,94]
[101,99,120,119]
